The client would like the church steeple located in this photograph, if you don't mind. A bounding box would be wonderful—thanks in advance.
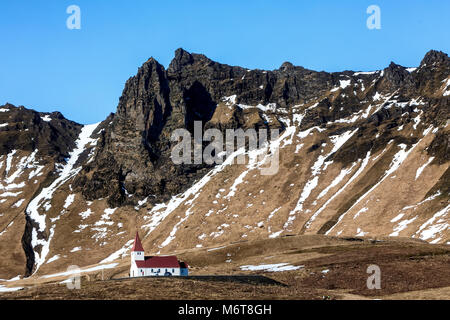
[131,231,145,262]
[132,231,144,252]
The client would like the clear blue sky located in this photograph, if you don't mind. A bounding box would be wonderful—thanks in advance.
[1,0,449,124]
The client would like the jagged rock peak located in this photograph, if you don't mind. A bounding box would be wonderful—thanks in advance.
[278,61,309,74]
[384,61,408,75]
[386,61,404,69]
[168,48,215,73]
[169,48,194,72]
[143,56,160,66]
[382,61,412,87]
[136,56,165,74]
[280,61,295,71]
[420,50,449,66]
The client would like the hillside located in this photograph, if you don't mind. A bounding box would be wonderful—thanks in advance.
[0,49,448,283]
[1,235,449,300]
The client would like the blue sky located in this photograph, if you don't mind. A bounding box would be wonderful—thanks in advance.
[1,1,449,124]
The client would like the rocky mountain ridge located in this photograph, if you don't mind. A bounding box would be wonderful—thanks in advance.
[0,49,448,279]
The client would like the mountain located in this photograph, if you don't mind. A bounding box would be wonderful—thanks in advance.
[0,49,448,280]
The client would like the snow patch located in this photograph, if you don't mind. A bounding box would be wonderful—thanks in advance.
[415,205,450,241]
[415,157,434,180]
[63,194,75,209]
[240,263,303,272]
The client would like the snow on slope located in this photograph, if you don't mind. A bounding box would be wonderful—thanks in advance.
[26,123,100,273]
[0,285,23,292]
[285,128,359,229]
[125,96,448,256]
[325,140,423,235]
[414,204,450,241]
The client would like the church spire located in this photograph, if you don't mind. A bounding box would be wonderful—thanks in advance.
[131,231,144,252]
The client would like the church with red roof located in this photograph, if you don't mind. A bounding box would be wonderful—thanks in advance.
[130,232,189,277]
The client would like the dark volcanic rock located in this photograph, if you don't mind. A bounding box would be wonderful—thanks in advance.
[383,62,413,88]
[421,50,449,66]
[73,48,338,206]
[72,48,450,208]
[0,104,82,160]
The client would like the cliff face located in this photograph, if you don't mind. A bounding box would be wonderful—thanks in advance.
[73,49,449,208]
[0,49,448,279]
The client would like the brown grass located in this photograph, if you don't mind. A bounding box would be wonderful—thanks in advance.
[1,235,449,300]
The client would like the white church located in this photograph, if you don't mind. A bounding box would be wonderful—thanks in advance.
[130,232,189,277]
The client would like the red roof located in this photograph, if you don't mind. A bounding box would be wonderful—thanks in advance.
[135,256,181,269]
[131,231,144,252]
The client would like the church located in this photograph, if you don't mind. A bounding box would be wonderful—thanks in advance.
[130,231,189,277]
